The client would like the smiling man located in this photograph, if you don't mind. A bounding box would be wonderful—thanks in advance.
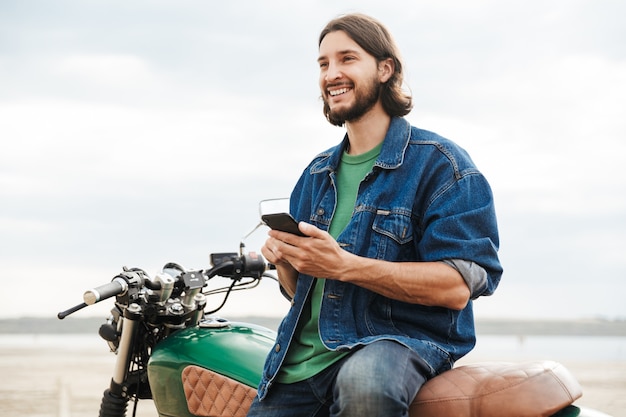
[248,13,503,417]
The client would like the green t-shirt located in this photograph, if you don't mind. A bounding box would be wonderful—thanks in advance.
[277,142,382,383]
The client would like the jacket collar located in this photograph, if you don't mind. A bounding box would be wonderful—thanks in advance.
[311,117,411,174]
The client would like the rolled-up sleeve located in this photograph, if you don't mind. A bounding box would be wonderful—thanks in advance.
[440,259,490,299]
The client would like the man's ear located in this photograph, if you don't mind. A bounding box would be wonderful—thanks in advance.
[378,58,394,83]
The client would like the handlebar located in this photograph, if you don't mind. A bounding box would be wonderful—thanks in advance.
[58,251,270,319]
[83,277,128,305]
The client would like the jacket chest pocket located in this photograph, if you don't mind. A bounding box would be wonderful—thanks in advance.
[370,211,414,259]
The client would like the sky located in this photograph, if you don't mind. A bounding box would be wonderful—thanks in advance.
[1,0,625,321]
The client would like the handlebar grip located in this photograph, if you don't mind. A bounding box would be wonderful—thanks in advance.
[83,277,128,305]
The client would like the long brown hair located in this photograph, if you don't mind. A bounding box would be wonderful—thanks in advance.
[319,14,413,121]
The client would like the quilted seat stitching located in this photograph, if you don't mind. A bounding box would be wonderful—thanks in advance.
[182,365,256,417]
[414,363,560,404]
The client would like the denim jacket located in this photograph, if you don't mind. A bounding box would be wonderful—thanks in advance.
[256,117,502,400]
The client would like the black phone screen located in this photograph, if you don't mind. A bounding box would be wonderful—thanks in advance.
[261,213,306,237]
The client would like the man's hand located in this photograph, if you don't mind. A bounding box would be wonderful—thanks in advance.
[261,222,348,280]
[261,221,470,310]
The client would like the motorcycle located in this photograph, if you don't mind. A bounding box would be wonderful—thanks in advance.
[58,219,612,417]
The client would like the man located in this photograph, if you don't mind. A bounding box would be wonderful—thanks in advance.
[248,13,502,417]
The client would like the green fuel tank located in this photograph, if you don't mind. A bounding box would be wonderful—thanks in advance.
[147,319,276,417]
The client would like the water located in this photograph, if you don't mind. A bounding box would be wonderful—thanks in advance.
[2,334,626,361]
[0,333,108,350]
[468,335,626,362]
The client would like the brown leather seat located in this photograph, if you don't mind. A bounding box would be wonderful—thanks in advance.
[181,360,582,417]
[410,360,582,417]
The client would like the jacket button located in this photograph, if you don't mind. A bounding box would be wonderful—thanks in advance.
[275,344,281,352]
[316,208,325,215]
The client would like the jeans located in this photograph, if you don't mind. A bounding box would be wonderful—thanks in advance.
[246,340,429,417]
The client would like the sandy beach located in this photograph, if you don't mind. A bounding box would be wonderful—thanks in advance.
[1,341,625,417]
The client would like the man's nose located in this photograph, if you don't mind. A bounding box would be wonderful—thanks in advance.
[325,62,343,81]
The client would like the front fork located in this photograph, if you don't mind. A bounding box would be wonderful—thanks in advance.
[99,303,143,417]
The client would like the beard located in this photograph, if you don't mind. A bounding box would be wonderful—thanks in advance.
[323,75,381,127]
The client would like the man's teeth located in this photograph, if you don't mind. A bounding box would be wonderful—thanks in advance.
[329,88,350,96]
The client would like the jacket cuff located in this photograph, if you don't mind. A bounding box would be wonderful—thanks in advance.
[440,259,488,299]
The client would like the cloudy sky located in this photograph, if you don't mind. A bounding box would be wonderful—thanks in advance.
[1,0,625,321]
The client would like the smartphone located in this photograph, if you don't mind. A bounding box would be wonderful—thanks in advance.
[261,213,306,237]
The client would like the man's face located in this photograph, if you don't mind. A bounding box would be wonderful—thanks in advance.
[318,30,382,125]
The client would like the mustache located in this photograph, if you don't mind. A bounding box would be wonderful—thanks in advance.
[325,81,353,90]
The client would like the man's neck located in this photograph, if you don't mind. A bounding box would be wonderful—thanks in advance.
[344,103,391,155]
